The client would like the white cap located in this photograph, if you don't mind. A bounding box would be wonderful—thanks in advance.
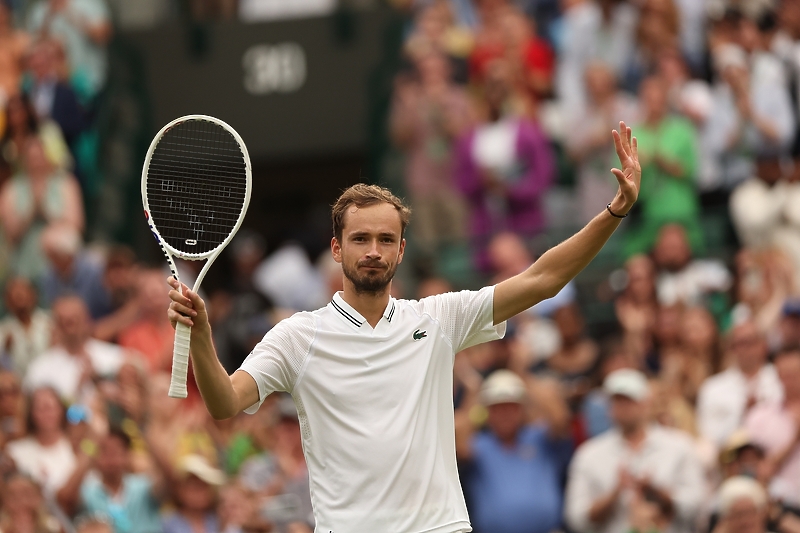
[178,454,226,486]
[603,369,649,401]
[718,476,767,517]
[480,370,527,406]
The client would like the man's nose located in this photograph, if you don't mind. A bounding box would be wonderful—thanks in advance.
[365,240,381,258]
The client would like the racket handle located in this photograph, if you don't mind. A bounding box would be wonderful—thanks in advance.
[169,322,191,399]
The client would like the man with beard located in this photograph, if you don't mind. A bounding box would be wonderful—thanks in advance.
[166,123,641,533]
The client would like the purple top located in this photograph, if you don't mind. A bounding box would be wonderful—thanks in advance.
[455,118,554,241]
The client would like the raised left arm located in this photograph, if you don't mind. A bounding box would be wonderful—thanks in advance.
[494,122,641,324]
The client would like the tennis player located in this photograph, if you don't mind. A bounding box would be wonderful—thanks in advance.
[167,122,641,532]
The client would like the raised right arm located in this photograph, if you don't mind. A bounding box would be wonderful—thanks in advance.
[167,277,258,419]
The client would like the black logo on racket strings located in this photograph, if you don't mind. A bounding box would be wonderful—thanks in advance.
[413,329,427,341]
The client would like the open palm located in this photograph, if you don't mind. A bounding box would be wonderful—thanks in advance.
[610,121,641,211]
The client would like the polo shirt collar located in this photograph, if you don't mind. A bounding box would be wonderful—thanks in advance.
[330,292,396,328]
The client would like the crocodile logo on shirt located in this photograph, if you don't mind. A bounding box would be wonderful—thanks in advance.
[413,329,427,341]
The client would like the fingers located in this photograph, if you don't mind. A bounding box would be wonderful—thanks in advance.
[183,288,207,313]
[168,308,194,328]
[612,129,627,163]
[631,136,639,162]
[170,301,197,317]
[611,168,627,184]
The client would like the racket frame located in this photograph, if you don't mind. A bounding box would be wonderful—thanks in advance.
[141,114,252,398]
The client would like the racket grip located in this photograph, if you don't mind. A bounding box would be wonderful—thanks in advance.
[169,322,192,399]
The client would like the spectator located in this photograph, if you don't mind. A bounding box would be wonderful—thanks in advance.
[24,39,87,150]
[57,427,165,533]
[0,471,62,533]
[732,248,795,335]
[713,476,770,533]
[706,43,794,191]
[117,270,174,373]
[744,347,800,512]
[564,62,639,224]
[75,515,115,533]
[0,369,26,446]
[92,246,141,343]
[0,2,30,102]
[455,58,554,269]
[24,295,124,403]
[239,395,314,531]
[0,135,83,281]
[651,224,732,307]
[456,369,571,533]
[5,386,77,494]
[403,1,474,78]
[697,320,783,450]
[41,224,111,319]
[615,254,659,362]
[0,93,72,181]
[730,154,800,284]
[626,0,680,92]
[624,75,702,257]
[26,0,112,98]
[555,0,638,111]
[0,276,52,377]
[774,299,800,352]
[564,368,706,533]
[389,48,471,255]
[162,454,225,533]
[530,303,599,411]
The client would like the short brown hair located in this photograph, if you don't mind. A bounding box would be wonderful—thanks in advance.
[331,184,411,241]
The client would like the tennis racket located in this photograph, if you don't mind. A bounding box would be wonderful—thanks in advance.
[141,115,252,398]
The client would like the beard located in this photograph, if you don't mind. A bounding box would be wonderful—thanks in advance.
[342,259,398,296]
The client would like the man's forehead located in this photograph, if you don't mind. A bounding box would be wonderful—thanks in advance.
[342,203,402,233]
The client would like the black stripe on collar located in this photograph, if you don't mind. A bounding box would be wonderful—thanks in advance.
[386,302,395,322]
[331,299,363,327]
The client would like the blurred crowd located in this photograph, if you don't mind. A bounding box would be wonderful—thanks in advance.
[2,0,800,533]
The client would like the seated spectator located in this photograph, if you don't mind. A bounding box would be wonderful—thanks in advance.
[0,471,63,533]
[697,320,783,450]
[0,2,30,102]
[0,93,72,181]
[0,370,26,446]
[162,455,226,533]
[652,224,732,307]
[0,135,83,281]
[744,347,800,512]
[117,270,174,373]
[706,43,795,191]
[24,295,124,403]
[624,75,703,257]
[713,476,771,533]
[564,369,706,533]
[26,0,112,99]
[0,277,52,376]
[403,1,474,77]
[24,39,87,152]
[730,154,800,285]
[732,248,795,335]
[389,48,471,255]
[41,224,111,319]
[57,427,165,533]
[662,306,721,404]
[774,299,800,352]
[565,62,639,224]
[456,370,571,533]
[455,58,554,270]
[5,386,77,494]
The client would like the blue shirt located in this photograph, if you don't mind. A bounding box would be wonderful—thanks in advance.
[80,473,161,533]
[42,253,112,319]
[464,424,572,533]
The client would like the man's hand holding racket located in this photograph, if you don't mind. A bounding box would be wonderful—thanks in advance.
[167,277,208,333]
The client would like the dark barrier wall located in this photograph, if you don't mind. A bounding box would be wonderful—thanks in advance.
[125,10,387,159]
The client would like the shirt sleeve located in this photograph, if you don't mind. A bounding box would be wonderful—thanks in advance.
[563,445,597,533]
[421,286,506,353]
[237,312,316,414]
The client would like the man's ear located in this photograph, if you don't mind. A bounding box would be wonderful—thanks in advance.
[397,238,406,265]
[331,237,342,264]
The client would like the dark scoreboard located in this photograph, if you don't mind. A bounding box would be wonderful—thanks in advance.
[126,10,388,160]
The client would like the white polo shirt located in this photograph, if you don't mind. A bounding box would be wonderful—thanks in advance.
[239,286,505,533]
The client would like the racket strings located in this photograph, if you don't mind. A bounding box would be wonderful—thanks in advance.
[146,119,248,255]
